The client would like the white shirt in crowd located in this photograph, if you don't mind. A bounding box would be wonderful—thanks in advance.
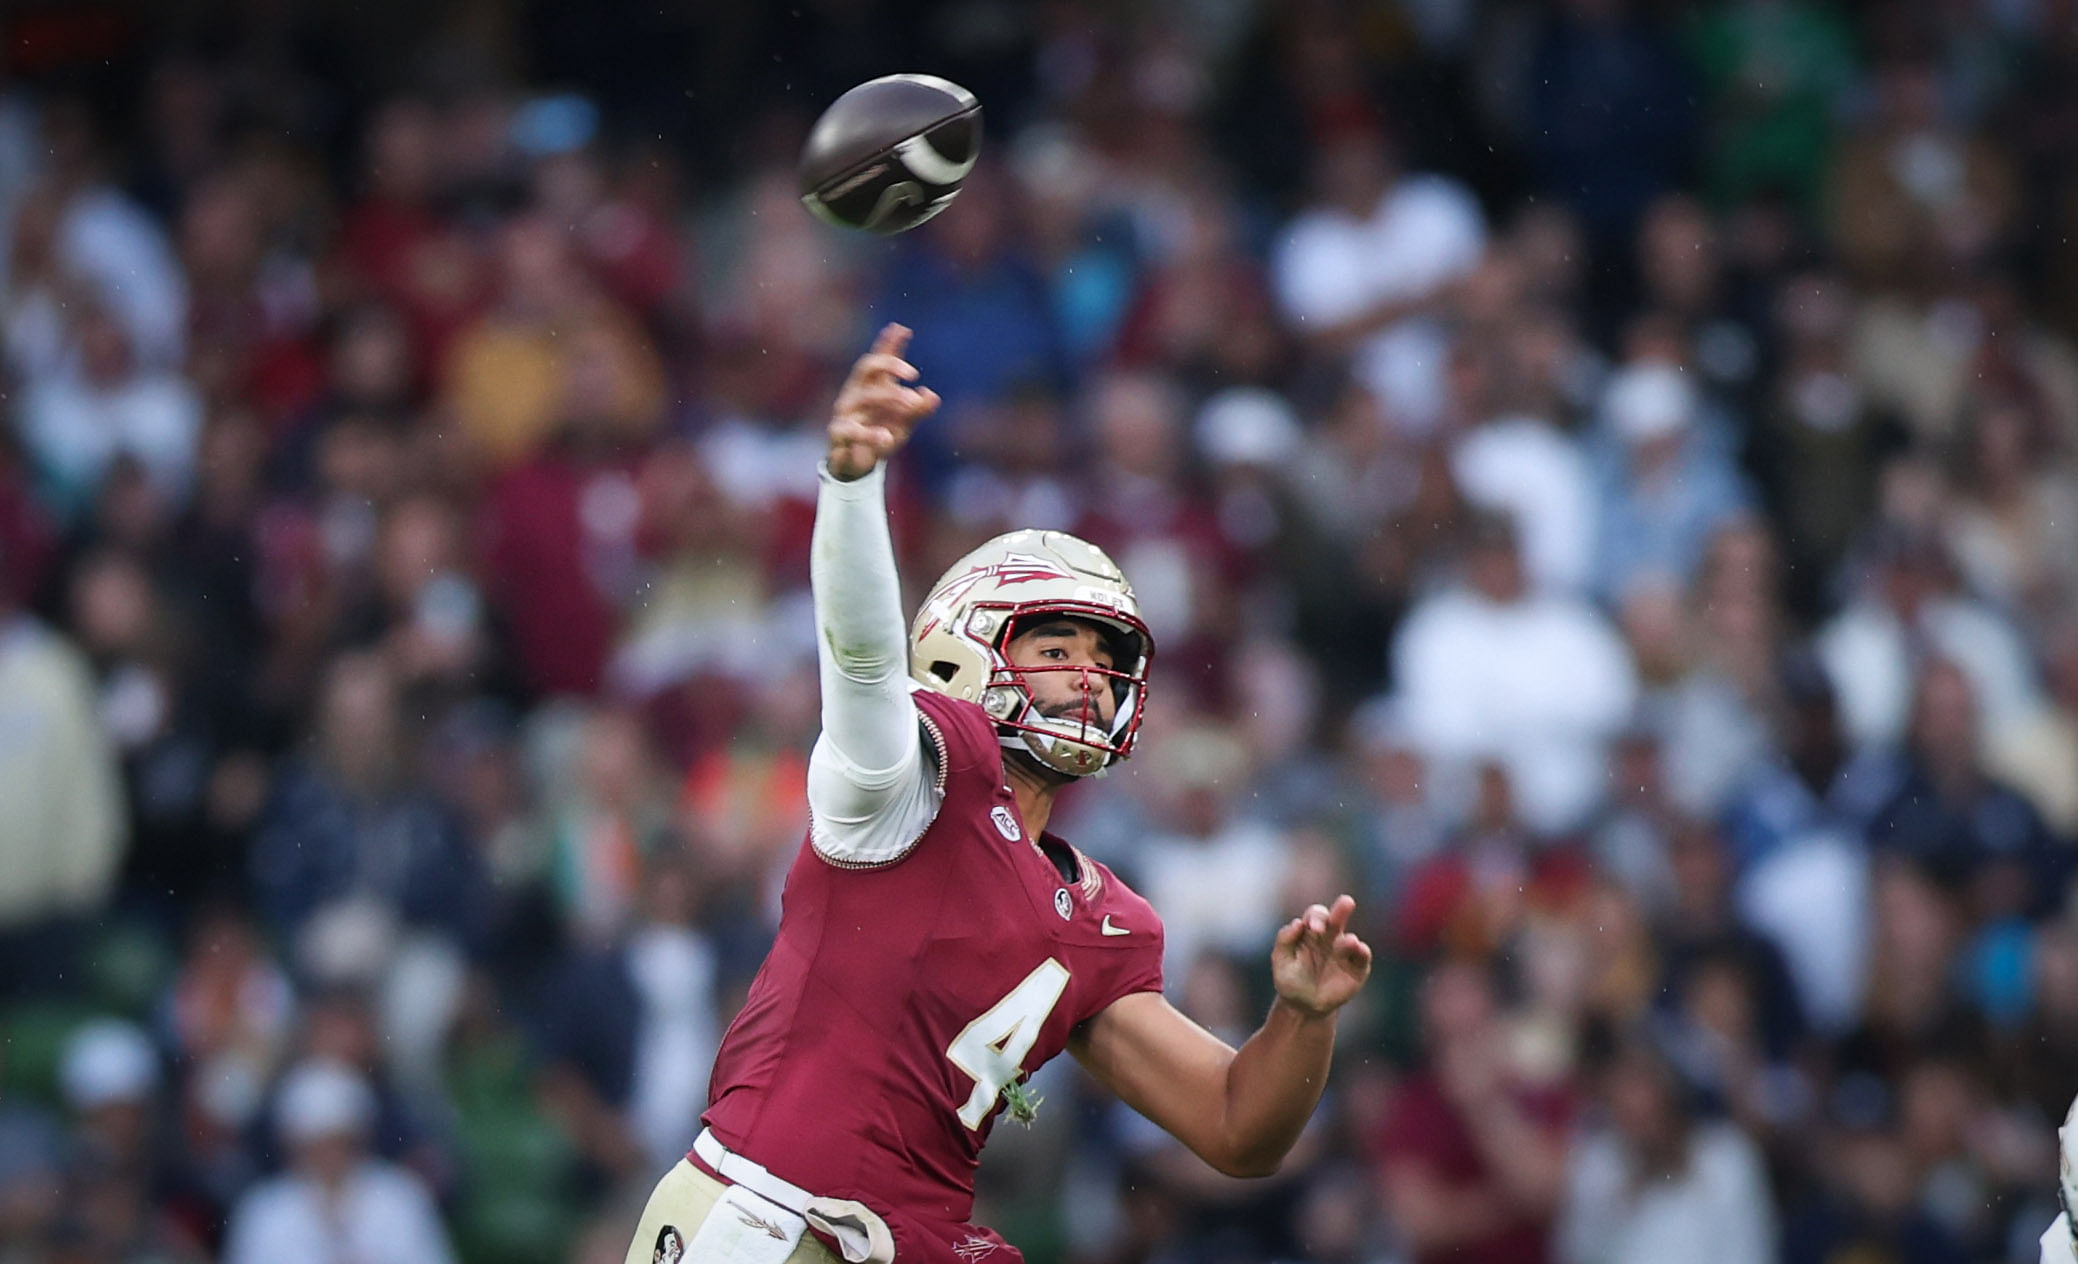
[0,618,126,931]
[625,922,719,1171]
[223,1161,455,1264]
[1557,1122,1776,1264]
[1393,586,1638,832]
[18,369,202,510]
[1136,820,1292,984]
[1734,829,1872,1037]
[1273,174,1485,434]
[2,185,189,379]
[1452,415,1599,595]
[1816,594,2040,751]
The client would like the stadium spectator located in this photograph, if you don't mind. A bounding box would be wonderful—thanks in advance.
[532,850,718,1181]
[248,651,486,952]
[1392,512,1638,832]
[1556,1028,1776,1264]
[1747,270,1904,612]
[871,168,1070,494]
[1127,721,1294,985]
[1590,360,1754,602]
[1,98,187,380]
[1376,957,1573,1264]
[442,215,665,472]
[1987,616,2078,835]
[222,1059,454,1264]
[0,562,126,991]
[1447,332,1599,598]
[1815,527,2039,754]
[1686,0,1858,212]
[1343,699,1457,902]
[1272,125,1487,435]
[1516,0,1696,254]
[15,300,201,520]
[58,1020,161,1181]
[519,705,678,943]
[1826,56,2017,296]
[478,341,663,697]
[1779,1076,1968,1264]
[1631,196,1763,410]
[1940,396,2078,623]
[1655,825,1807,1061]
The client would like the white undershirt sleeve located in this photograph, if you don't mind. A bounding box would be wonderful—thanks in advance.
[805,462,944,865]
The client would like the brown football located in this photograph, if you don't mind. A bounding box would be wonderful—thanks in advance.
[799,74,981,234]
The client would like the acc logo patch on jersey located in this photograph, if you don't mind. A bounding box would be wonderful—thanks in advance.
[990,805,1021,841]
[1054,888,1073,920]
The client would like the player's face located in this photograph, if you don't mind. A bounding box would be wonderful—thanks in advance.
[1004,618,1121,729]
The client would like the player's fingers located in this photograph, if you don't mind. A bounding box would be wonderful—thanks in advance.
[1336,934,1372,966]
[1303,903,1330,935]
[875,354,921,382]
[1276,918,1304,948]
[850,383,909,414]
[852,386,930,427]
[831,425,896,459]
[915,385,942,415]
[1325,895,1356,938]
[845,354,920,393]
[893,382,937,412]
[857,378,930,406]
[870,322,912,358]
[828,416,884,446]
[839,354,917,401]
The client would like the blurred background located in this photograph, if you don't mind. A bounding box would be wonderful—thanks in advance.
[0,0,2075,1261]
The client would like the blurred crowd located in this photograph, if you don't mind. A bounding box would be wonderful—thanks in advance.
[3,0,2078,1262]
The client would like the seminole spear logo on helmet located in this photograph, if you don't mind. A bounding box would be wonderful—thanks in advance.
[915,552,1076,639]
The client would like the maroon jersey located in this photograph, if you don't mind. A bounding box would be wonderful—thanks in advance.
[699,689,1165,1262]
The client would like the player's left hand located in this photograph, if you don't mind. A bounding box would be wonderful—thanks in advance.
[1271,894,1373,1018]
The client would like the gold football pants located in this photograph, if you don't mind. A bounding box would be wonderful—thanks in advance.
[623,1160,840,1264]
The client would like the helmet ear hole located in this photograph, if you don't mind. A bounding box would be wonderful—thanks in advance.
[928,659,960,683]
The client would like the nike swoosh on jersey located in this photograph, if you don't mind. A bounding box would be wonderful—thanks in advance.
[1100,915,1129,936]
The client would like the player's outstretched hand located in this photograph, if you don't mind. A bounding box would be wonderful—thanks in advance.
[827,322,942,481]
[1271,894,1374,1018]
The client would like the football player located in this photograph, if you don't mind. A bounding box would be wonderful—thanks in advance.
[620,325,1373,1264]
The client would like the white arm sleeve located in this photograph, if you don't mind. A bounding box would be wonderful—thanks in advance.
[805,463,944,865]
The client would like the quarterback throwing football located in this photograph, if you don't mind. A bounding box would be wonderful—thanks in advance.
[621,325,1373,1264]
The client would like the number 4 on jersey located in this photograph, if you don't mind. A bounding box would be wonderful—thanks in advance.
[947,959,1070,1129]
